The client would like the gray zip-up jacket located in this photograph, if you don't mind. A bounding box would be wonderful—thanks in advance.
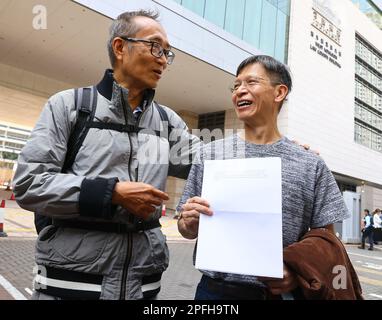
[12,69,200,300]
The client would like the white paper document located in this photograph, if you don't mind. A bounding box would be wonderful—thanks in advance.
[195,157,283,278]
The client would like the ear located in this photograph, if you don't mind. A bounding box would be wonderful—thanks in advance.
[274,84,289,103]
[112,37,126,63]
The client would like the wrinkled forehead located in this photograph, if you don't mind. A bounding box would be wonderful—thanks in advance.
[133,16,170,47]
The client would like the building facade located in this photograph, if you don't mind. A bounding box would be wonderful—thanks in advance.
[0,0,381,240]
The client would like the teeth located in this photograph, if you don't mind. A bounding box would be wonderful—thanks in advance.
[237,101,252,107]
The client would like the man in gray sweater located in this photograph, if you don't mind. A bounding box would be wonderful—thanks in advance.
[177,55,350,300]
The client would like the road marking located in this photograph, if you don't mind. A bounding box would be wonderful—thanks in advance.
[0,274,27,300]
[24,288,33,296]
[4,228,36,232]
[4,218,31,229]
[358,276,382,287]
[348,252,382,261]
[355,266,382,276]
[361,263,382,270]
[369,293,382,299]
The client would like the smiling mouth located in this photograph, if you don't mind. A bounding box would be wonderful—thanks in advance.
[236,100,253,109]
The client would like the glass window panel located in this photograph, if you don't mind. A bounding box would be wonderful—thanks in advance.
[243,0,262,48]
[275,10,287,62]
[277,0,290,15]
[204,0,226,28]
[259,0,278,56]
[224,0,246,38]
[181,0,205,16]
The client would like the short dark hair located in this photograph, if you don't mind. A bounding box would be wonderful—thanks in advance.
[236,55,292,94]
[364,209,370,214]
[107,10,160,66]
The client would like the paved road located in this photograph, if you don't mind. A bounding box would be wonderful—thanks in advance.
[1,237,382,300]
[1,203,382,300]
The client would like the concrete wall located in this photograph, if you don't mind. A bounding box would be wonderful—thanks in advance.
[359,185,382,212]
[0,63,75,128]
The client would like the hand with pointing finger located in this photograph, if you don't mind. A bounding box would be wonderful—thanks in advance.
[112,181,169,221]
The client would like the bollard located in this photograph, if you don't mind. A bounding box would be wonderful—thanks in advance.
[161,204,166,217]
[9,193,15,201]
[0,199,8,237]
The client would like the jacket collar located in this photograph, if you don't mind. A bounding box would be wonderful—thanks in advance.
[96,69,114,101]
[96,69,155,110]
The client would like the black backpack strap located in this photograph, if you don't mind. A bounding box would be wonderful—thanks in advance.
[154,102,173,139]
[85,102,173,138]
[62,86,97,172]
[35,86,97,234]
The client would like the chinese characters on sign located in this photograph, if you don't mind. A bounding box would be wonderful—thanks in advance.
[310,7,342,69]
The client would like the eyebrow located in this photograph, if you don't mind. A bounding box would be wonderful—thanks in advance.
[147,36,171,49]
[234,76,267,83]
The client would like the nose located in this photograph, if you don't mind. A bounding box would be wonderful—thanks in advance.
[157,54,168,69]
[235,83,248,96]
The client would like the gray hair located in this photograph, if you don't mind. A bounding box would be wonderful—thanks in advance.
[107,10,160,67]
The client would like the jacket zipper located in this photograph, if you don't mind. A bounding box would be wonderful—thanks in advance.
[119,91,149,299]
[119,91,134,300]
[119,232,133,299]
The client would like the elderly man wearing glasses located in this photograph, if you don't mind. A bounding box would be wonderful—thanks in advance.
[13,10,199,300]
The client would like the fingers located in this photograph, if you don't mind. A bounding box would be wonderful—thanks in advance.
[186,197,210,207]
[265,278,296,296]
[179,210,200,237]
[259,278,288,296]
[150,188,169,201]
[182,197,213,216]
[147,196,165,207]
[259,265,298,295]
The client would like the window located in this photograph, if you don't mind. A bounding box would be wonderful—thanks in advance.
[204,0,226,28]
[259,0,278,56]
[6,131,29,141]
[243,0,262,48]
[198,111,226,142]
[181,0,205,16]
[355,35,382,153]
[174,0,290,62]
[4,141,24,151]
[198,111,225,131]
[224,0,246,39]
[275,9,288,62]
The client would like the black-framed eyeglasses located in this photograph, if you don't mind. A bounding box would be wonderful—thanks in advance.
[120,37,175,65]
[230,77,281,94]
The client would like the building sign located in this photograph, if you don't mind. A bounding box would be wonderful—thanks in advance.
[310,0,342,68]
